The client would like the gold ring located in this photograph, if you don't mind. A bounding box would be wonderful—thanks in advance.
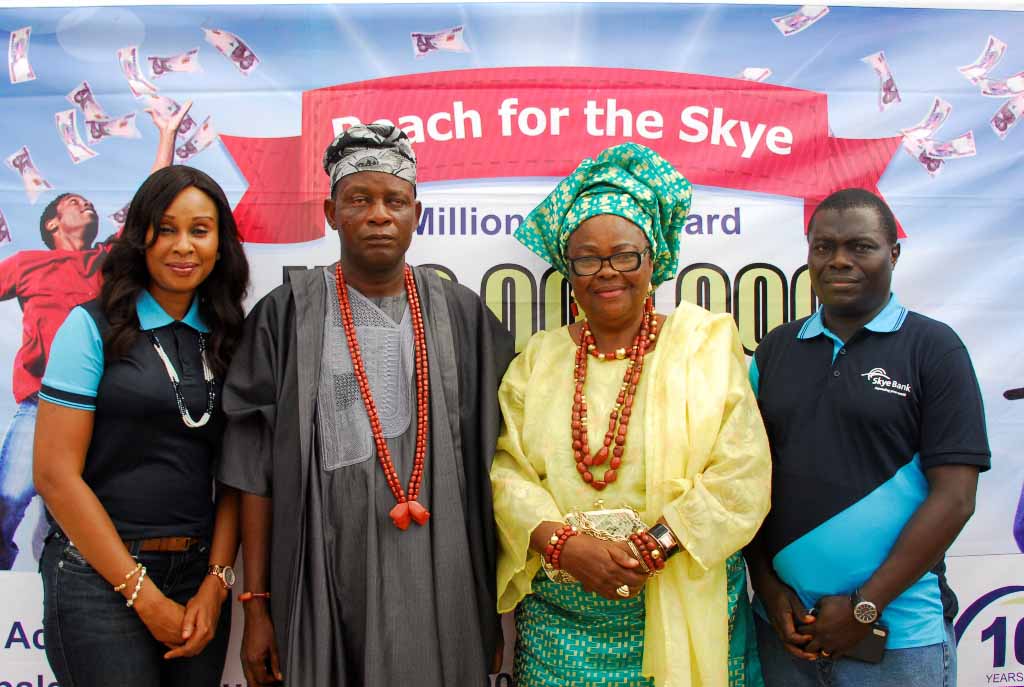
[820,650,831,658]
[616,584,630,598]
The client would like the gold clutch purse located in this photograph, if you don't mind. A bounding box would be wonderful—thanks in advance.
[542,501,646,584]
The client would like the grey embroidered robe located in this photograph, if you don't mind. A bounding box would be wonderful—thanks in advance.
[217,265,515,686]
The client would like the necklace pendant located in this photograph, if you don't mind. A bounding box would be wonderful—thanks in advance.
[408,500,431,525]
[388,500,430,529]
[389,502,412,530]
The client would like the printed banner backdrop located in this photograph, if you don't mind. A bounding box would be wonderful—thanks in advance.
[1,2,1022,685]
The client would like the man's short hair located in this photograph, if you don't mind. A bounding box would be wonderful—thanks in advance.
[39,193,75,249]
[808,188,898,245]
[38,192,99,249]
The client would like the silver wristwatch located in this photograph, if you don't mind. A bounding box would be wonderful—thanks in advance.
[851,590,879,624]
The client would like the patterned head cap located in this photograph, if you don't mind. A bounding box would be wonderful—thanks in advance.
[322,120,417,192]
[515,143,693,286]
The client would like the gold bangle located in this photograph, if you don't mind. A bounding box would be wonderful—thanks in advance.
[626,539,652,576]
[126,566,147,608]
[113,562,143,592]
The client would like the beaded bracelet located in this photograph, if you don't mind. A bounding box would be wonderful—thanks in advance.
[642,530,667,572]
[643,530,668,570]
[629,530,667,575]
[126,566,147,608]
[543,525,579,571]
[113,562,143,592]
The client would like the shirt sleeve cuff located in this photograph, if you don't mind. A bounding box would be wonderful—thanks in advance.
[38,385,96,411]
[39,306,103,410]
[919,450,991,472]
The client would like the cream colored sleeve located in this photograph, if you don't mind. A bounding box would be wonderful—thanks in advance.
[490,338,565,613]
[661,314,772,573]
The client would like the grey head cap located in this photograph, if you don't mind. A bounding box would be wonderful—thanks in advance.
[322,120,417,193]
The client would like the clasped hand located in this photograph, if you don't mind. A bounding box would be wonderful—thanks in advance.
[762,582,871,660]
[558,534,650,600]
[133,576,226,659]
[797,594,872,659]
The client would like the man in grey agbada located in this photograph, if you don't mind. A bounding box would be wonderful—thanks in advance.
[217,122,515,686]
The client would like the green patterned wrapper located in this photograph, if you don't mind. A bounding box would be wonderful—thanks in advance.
[514,552,763,687]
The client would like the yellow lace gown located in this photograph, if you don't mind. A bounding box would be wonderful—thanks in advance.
[492,302,772,687]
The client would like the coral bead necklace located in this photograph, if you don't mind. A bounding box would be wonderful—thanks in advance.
[571,297,658,490]
[335,263,430,530]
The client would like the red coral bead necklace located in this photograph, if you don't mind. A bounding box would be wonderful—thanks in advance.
[335,263,430,530]
[571,296,658,490]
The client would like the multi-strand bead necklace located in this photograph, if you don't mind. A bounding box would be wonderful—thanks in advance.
[571,296,658,490]
[148,330,216,429]
[335,263,430,530]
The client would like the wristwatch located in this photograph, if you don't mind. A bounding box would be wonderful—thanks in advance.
[851,590,879,624]
[647,523,681,560]
[207,564,236,590]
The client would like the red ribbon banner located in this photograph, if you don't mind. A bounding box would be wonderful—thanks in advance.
[221,67,903,244]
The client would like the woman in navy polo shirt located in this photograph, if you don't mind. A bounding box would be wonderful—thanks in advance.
[32,165,249,686]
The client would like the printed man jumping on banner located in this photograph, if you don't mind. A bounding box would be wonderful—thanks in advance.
[0,105,191,570]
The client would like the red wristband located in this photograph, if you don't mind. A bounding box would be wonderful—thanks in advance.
[239,591,271,602]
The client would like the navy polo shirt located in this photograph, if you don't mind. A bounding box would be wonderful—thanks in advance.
[39,291,223,540]
[750,295,990,649]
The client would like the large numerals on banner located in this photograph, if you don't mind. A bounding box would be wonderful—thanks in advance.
[677,263,732,314]
[481,265,538,352]
[673,262,816,355]
[283,261,815,355]
[981,615,1024,668]
[734,264,788,355]
[539,268,577,331]
[790,265,818,324]
[475,261,819,353]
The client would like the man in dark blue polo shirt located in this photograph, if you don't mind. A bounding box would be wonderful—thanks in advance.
[745,188,989,686]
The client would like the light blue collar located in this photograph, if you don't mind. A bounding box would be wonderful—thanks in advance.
[136,290,209,332]
[797,294,906,340]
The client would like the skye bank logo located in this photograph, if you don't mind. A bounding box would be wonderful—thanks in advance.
[861,367,912,397]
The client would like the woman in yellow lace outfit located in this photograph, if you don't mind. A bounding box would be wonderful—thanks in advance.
[491,143,772,687]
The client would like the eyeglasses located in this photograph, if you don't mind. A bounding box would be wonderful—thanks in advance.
[568,248,650,277]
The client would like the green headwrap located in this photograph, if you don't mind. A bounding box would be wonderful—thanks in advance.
[515,143,693,286]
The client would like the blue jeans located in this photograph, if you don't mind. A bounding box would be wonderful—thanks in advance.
[0,397,45,570]
[40,530,231,687]
[755,613,956,687]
